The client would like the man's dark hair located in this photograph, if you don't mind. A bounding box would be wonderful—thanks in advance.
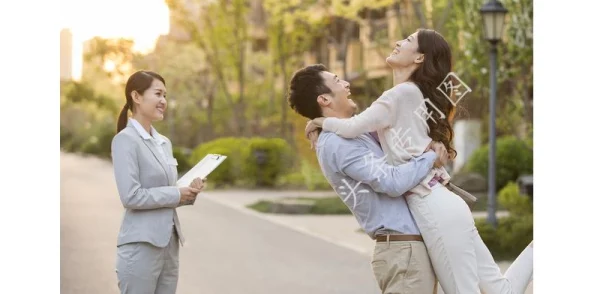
[287,64,332,119]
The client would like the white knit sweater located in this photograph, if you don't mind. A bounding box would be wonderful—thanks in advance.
[322,81,450,196]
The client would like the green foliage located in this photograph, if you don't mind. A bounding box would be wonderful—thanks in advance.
[247,200,273,213]
[441,0,533,136]
[300,160,332,191]
[243,137,291,187]
[79,120,117,158]
[277,172,307,189]
[172,147,192,174]
[498,182,532,215]
[248,196,350,215]
[190,137,249,186]
[475,216,532,261]
[308,197,350,214]
[276,160,332,191]
[61,80,119,158]
[475,176,532,261]
[464,136,532,191]
[190,137,292,187]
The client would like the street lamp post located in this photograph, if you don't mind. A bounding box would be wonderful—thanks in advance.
[480,0,508,227]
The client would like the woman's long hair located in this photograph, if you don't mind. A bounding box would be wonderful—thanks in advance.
[410,29,457,159]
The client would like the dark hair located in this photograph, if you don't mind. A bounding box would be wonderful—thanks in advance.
[117,70,166,133]
[411,29,457,159]
[287,64,332,119]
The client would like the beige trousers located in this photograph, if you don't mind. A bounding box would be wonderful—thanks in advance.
[371,240,437,294]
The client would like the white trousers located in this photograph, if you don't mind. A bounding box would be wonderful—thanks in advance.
[406,184,533,294]
[116,231,180,294]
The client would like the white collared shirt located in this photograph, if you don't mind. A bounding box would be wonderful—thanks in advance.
[129,118,168,163]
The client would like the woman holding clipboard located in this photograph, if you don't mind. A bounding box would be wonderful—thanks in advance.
[111,70,204,294]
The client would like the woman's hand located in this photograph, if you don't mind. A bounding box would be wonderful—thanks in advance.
[178,187,199,206]
[425,141,449,168]
[307,130,320,150]
[304,117,325,139]
[305,118,325,149]
[177,177,206,207]
[190,177,206,191]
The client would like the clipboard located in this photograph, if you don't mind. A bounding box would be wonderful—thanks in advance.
[176,154,227,187]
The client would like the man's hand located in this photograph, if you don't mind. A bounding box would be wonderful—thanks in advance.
[178,187,199,206]
[426,141,449,168]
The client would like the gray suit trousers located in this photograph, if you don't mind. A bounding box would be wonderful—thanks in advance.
[116,230,180,294]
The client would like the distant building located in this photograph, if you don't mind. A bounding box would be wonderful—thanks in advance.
[60,29,73,81]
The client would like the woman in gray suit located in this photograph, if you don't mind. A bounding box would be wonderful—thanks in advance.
[111,70,202,294]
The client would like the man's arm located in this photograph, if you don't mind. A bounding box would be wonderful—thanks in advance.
[336,140,437,197]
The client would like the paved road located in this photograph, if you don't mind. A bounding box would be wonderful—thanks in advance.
[60,152,380,294]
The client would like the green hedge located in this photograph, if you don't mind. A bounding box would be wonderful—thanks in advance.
[277,161,331,191]
[243,138,291,187]
[498,182,533,215]
[475,180,533,260]
[79,120,116,158]
[61,112,116,159]
[300,160,332,190]
[190,137,248,186]
[475,215,533,261]
[190,137,291,187]
[172,147,192,174]
[248,196,350,215]
[464,136,533,191]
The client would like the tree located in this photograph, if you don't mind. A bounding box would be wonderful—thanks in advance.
[166,0,251,136]
[441,0,533,141]
[263,0,327,139]
[136,40,219,146]
[82,37,140,99]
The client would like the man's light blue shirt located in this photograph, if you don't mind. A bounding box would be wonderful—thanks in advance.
[315,131,436,239]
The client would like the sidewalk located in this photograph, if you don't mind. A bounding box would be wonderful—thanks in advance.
[201,189,531,294]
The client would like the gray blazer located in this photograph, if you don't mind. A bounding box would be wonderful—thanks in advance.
[111,121,185,248]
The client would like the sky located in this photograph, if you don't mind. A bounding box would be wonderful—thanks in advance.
[60,0,170,79]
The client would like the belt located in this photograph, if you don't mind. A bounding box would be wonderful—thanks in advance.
[375,234,423,242]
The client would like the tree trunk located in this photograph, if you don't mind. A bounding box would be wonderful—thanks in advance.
[394,3,409,38]
[186,10,241,134]
[278,21,289,139]
[412,1,428,29]
[339,20,356,81]
[207,81,215,141]
[435,0,454,32]
[234,1,247,136]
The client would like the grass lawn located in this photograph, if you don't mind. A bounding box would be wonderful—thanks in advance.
[247,196,351,215]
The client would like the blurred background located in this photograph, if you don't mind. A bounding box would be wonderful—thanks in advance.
[60,0,533,293]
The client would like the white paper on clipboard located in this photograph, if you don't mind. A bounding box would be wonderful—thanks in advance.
[176,154,227,187]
